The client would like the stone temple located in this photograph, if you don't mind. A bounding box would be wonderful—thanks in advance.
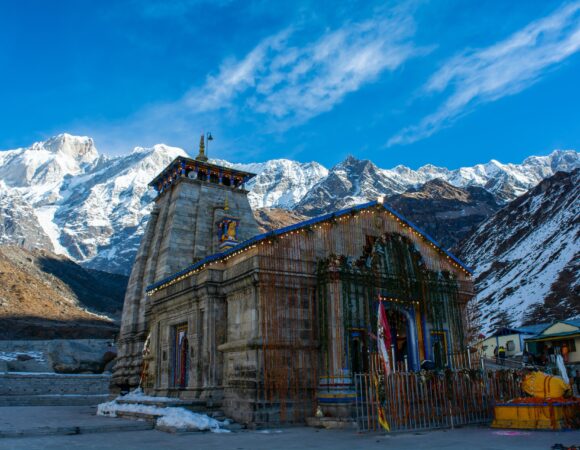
[112,136,474,426]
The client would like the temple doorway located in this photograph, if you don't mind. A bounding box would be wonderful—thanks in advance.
[387,309,409,368]
[430,331,448,369]
[173,324,189,388]
[349,330,369,375]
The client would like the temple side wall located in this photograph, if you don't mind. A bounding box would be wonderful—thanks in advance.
[142,261,261,423]
[144,269,227,401]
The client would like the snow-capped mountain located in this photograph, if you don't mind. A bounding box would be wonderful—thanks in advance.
[295,150,580,216]
[458,169,580,333]
[295,156,407,216]
[0,135,187,273]
[0,135,327,274]
[212,158,328,209]
[0,134,100,203]
[0,133,577,275]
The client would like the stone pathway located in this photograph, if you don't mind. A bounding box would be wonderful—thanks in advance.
[0,406,152,438]
[1,425,579,450]
[1,406,578,450]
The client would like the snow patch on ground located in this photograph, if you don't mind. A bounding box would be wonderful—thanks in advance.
[156,408,230,433]
[119,387,176,402]
[0,351,44,362]
[97,389,229,433]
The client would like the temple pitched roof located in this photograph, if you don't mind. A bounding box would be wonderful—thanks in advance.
[146,200,473,295]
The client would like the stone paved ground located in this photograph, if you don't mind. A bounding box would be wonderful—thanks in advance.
[2,427,580,450]
[0,406,152,438]
[1,421,579,449]
[0,406,578,450]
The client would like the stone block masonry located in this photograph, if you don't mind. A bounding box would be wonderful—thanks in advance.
[113,168,259,392]
[0,373,111,406]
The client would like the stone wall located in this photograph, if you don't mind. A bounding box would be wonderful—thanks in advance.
[0,373,110,406]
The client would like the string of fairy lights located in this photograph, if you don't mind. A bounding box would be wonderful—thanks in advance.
[146,203,472,296]
[378,296,421,306]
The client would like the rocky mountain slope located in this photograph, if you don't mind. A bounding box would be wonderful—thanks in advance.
[388,179,500,250]
[0,134,577,275]
[253,208,309,233]
[0,190,54,251]
[0,245,127,339]
[457,169,580,333]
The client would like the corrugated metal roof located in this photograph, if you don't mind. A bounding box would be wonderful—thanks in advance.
[146,200,473,293]
[525,330,580,342]
[562,319,580,328]
[513,323,551,335]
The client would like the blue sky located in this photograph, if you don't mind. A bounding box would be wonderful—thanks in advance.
[1,0,579,169]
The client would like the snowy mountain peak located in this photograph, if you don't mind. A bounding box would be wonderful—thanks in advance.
[36,133,99,165]
[131,143,187,158]
[335,155,373,170]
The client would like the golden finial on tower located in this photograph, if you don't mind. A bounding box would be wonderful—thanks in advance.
[196,133,208,162]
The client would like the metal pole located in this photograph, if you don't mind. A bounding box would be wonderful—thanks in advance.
[467,347,471,369]
[391,345,396,373]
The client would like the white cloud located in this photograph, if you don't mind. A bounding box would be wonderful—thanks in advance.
[388,2,580,147]
[183,8,423,128]
[85,5,424,154]
[185,28,293,113]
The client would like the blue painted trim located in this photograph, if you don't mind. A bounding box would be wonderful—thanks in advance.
[146,201,473,292]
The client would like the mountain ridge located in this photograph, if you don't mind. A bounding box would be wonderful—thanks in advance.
[0,134,577,275]
[457,169,580,332]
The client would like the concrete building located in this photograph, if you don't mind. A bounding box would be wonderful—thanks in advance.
[525,319,580,366]
[112,139,474,426]
[477,324,549,359]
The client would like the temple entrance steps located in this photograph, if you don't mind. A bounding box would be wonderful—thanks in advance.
[0,372,110,406]
[100,395,244,433]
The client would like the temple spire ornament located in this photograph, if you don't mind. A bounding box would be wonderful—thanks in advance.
[196,133,208,162]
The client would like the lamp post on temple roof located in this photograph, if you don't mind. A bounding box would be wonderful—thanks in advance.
[206,132,213,150]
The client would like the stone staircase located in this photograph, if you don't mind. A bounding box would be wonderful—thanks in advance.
[0,372,110,406]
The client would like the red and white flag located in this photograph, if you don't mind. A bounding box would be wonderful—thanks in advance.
[377,301,392,375]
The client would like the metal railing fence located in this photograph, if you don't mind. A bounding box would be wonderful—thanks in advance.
[355,369,524,432]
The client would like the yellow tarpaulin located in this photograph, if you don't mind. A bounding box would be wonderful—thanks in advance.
[521,372,571,399]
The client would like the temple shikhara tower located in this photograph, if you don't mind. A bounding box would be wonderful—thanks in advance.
[113,136,474,426]
[112,136,258,392]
